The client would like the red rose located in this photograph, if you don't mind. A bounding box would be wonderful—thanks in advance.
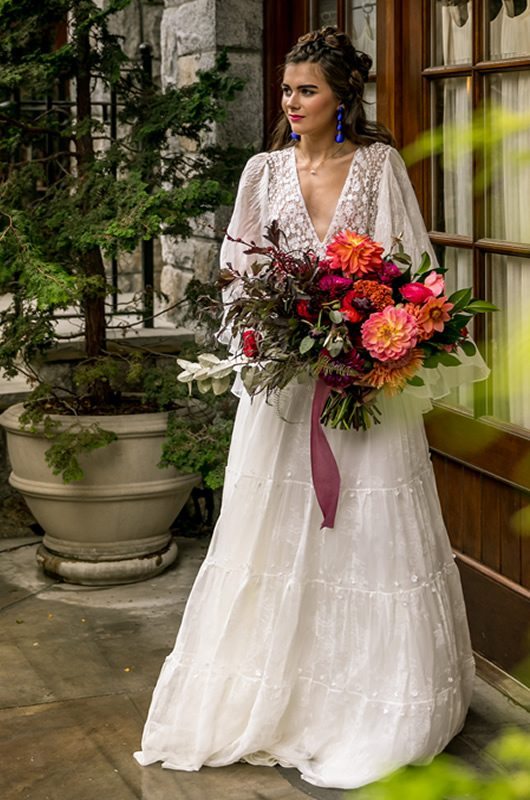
[296,299,318,322]
[242,329,259,357]
[340,290,364,323]
[399,282,434,303]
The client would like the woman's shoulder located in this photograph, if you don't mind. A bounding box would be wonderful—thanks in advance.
[239,148,291,183]
[357,141,396,171]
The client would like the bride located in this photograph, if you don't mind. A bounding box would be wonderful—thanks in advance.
[134,27,489,790]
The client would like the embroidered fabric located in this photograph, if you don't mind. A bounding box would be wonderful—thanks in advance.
[134,144,488,790]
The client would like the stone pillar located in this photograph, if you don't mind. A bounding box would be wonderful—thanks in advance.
[160,0,264,320]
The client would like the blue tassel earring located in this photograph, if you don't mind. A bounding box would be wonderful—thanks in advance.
[335,105,345,143]
[290,131,301,141]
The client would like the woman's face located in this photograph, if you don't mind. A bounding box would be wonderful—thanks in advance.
[281,61,339,140]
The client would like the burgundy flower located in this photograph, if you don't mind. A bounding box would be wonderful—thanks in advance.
[378,260,402,284]
[318,274,353,297]
[320,348,366,388]
[242,329,260,357]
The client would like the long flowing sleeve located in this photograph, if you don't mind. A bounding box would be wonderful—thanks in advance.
[216,152,270,395]
[217,152,269,343]
[373,148,490,407]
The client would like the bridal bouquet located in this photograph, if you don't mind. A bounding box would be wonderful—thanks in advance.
[178,221,494,431]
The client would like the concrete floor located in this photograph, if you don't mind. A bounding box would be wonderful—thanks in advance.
[1,534,529,800]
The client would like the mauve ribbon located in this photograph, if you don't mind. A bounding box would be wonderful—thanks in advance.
[310,379,341,529]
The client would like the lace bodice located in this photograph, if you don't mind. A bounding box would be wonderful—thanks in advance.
[219,142,490,403]
[267,143,390,256]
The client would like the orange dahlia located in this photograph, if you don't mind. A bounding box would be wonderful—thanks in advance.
[417,296,454,337]
[326,231,384,277]
[362,348,424,395]
[353,280,394,311]
[403,302,431,341]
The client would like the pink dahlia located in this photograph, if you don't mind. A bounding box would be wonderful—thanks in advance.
[361,306,419,362]
[326,230,384,277]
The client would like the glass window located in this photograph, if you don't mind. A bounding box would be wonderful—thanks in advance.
[488,0,530,60]
[484,71,530,243]
[431,0,473,67]
[430,78,473,235]
[316,0,338,27]
[348,2,377,68]
[433,246,475,412]
[487,254,530,428]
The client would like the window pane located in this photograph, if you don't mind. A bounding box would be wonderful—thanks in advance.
[431,78,473,235]
[488,254,530,429]
[317,0,338,28]
[348,2,377,69]
[433,245,475,412]
[364,81,376,121]
[431,0,472,67]
[488,0,530,60]
[485,72,530,243]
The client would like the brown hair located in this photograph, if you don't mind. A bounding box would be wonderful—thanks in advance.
[269,27,395,150]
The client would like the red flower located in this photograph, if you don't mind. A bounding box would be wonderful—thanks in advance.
[340,290,364,323]
[400,282,434,303]
[242,330,260,357]
[296,299,318,322]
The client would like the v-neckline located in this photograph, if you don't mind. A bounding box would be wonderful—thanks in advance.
[290,145,362,247]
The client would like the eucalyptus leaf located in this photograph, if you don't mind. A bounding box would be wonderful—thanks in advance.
[329,310,343,324]
[299,336,315,355]
[327,340,344,357]
[212,375,231,395]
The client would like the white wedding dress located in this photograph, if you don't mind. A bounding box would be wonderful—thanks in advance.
[134,144,490,789]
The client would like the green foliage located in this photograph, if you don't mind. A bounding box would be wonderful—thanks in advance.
[349,727,530,800]
[0,0,246,486]
[160,407,235,491]
[0,0,247,380]
[145,344,238,489]
[44,425,118,483]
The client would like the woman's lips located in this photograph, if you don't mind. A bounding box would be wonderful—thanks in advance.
[289,115,304,121]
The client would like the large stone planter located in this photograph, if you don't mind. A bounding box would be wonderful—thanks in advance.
[0,404,200,585]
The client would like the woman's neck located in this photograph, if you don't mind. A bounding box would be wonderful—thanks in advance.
[296,134,354,162]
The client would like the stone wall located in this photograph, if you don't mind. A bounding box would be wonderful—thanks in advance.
[159,0,264,320]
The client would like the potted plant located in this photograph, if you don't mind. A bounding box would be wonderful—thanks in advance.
[0,0,246,584]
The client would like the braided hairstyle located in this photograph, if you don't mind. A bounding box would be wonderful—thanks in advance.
[270,27,394,150]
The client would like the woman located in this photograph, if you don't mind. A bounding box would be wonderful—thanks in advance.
[134,28,489,790]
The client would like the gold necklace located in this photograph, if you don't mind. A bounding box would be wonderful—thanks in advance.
[298,142,347,176]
